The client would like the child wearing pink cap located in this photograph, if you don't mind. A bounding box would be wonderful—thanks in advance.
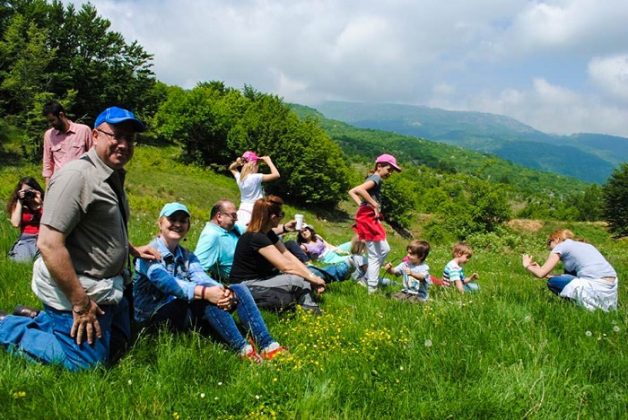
[228,151,280,227]
[348,154,401,294]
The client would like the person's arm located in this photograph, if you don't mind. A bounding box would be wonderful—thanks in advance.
[229,158,243,177]
[384,262,400,275]
[259,156,280,182]
[42,132,53,183]
[9,199,22,228]
[273,220,296,236]
[349,179,378,208]
[523,252,561,278]
[257,243,325,289]
[38,224,104,345]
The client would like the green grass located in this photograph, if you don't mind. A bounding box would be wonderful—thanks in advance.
[1,146,626,418]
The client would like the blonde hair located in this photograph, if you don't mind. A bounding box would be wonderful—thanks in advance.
[239,160,258,182]
[350,235,367,255]
[547,228,584,245]
[247,195,284,233]
[452,242,473,258]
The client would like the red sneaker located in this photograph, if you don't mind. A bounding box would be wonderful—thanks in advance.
[241,346,263,364]
[261,346,289,361]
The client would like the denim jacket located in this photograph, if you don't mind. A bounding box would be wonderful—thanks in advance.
[133,238,220,323]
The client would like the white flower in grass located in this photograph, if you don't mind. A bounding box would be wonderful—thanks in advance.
[255,395,260,400]
[400,366,404,371]
[613,326,620,333]
[424,339,433,348]
[585,330,592,337]
[127,379,132,385]
[214,397,218,401]
[218,381,223,386]
[200,393,206,399]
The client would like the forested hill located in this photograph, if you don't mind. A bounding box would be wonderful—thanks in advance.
[289,104,587,197]
[314,101,628,184]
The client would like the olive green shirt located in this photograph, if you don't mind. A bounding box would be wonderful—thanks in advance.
[41,148,129,279]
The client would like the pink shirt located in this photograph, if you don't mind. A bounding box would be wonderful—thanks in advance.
[42,121,93,178]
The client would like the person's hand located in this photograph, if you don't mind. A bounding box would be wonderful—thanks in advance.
[260,156,271,164]
[131,245,161,260]
[522,254,533,269]
[71,298,105,345]
[284,220,297,232]
[316,284,326,294]
[469,273,479,282]
[384,262,393,271]
[203,285,227,305]
[216,287,236,311]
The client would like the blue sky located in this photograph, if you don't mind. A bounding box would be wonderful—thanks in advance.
[66,0,628,137]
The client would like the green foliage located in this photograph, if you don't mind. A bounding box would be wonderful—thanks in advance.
[152,84,350,207]
[0,149,626,418]
[379,174,414,231]
[0,0,156,160]
[602,163,628,237]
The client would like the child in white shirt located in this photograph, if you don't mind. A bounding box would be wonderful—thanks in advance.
[385,240,431,302]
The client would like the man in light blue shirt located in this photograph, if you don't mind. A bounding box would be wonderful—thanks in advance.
[194,199,244,283]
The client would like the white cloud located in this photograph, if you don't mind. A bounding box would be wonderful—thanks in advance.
[62,0,628,136]
[588,55,628,102]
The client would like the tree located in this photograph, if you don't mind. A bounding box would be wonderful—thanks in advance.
[602,163,628,237]
[0,0,156,160]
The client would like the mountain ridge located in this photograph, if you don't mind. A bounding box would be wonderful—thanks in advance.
[315,100,628,183]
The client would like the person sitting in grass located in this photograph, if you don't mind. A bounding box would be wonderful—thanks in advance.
[522,229,618,312]
[229,195,328,314]
[442,242,480,293]
[133,202,287,362]
[385,240,431,303]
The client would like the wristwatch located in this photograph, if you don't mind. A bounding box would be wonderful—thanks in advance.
[72,297,91,315]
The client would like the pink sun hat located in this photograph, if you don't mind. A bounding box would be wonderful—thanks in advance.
[242,151,261,162]
[375,153,401,171]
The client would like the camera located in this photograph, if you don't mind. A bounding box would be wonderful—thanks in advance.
[23,190,36,199]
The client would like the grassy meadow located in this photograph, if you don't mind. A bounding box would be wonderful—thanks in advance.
[0,145,626,418]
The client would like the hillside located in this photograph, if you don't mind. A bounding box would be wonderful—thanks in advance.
[0,145,626,418]
[315,101,627,183]
[289,104,588,197]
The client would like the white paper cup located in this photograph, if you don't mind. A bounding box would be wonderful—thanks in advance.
[295,214,304,230]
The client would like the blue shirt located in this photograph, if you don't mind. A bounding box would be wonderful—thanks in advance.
[133,237,220,323]
[194,222,244,282]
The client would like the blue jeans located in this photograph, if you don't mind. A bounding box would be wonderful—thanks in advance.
[0,298,130,371]
[308,262,351,284]
[149,284,274,353]
[547,274,576,295]
[463,282,480,293]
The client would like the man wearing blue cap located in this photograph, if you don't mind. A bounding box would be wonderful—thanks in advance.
[0,106,158,371]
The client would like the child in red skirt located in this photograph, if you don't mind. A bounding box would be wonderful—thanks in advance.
[348,154,401,294]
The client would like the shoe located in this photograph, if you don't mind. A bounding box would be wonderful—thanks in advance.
[261,345,288,361]
[240,345,263,364]
[300,304,323,316]
[355,276,368,288]
[407,295,427,304]
[0,310,7,322]
[367,286,378,295]
[392,291,410,301]
[13,305,40,318]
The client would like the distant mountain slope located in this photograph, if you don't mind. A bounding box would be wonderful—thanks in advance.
[315,101,627,183]
[289,104,587,197]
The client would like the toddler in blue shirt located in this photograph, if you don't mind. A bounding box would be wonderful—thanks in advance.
[385,240,431,303]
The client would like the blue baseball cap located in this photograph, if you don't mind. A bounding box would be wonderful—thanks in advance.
[94,106,146,132]
[159,202,191,218]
